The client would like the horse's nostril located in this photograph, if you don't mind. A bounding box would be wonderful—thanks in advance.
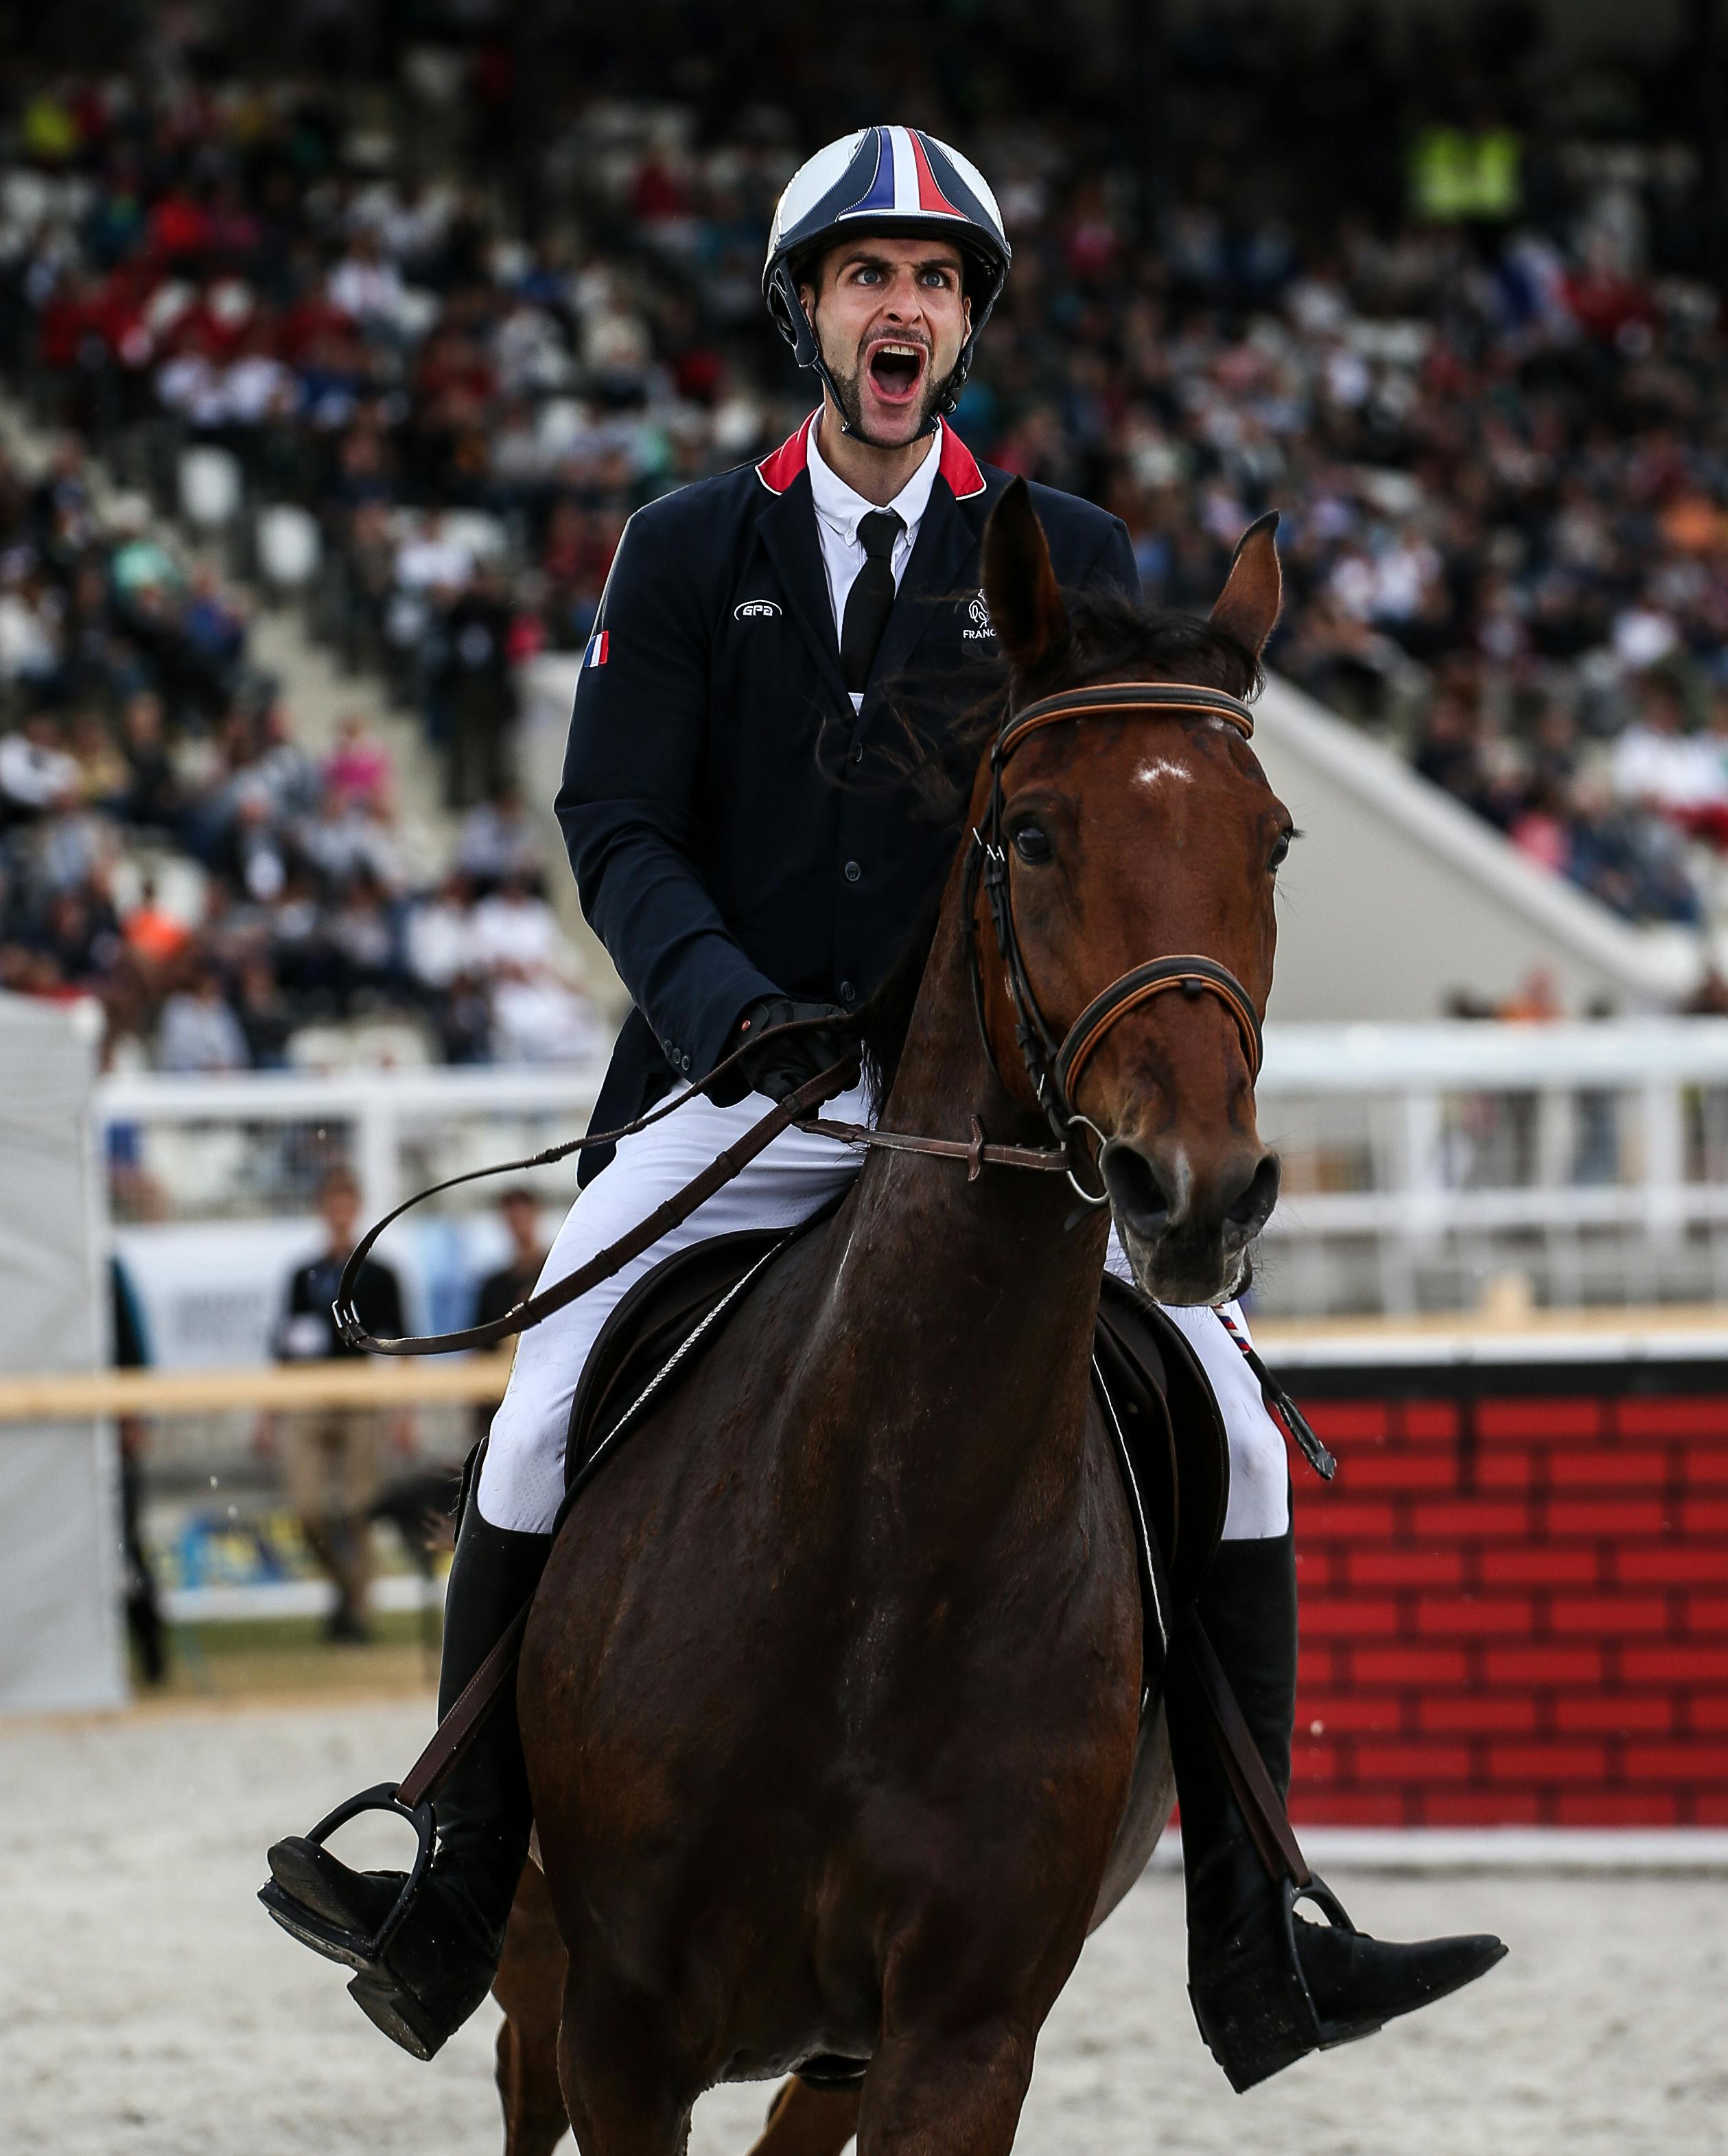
[1101,1142,1174,1236]
[1226,1153,1281,1233]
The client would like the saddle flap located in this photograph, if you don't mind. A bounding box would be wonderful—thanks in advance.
[1096,1275,1230,1612]
[563,1203,843,1490]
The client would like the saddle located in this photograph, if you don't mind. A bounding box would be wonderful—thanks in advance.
[559,1211,1233,1680]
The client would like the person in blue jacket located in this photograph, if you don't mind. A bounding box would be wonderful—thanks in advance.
[266,125,1501,2077]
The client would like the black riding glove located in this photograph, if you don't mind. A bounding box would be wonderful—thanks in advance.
[707,995,856,1106]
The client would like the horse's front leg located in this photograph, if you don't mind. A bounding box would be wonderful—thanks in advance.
[746,2079,861,2156]
[558,1969,704,2156]
[856,2022,1036,2156]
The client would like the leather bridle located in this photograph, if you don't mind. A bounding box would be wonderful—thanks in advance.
[959,679,1266,1202]
[335,677,1269,1355]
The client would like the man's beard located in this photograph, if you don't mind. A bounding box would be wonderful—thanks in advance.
[826,337,955,446]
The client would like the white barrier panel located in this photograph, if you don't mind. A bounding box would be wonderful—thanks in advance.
[0,995,125,1713]
[93,1020,1728,1321]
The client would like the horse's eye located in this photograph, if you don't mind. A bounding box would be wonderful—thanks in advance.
[1268,831,1291,872]
[1012,822,1053,865]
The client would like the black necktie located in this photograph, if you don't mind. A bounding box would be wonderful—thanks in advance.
[840,509,903,694]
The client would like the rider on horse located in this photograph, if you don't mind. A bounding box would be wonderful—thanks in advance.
[264,126,1502,2089]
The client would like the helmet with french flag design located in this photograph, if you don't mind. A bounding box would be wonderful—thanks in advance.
[762,126,1010,419]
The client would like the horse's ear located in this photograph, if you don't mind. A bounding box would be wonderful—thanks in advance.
[982,477,1070,675]
[1209,511,1282,657]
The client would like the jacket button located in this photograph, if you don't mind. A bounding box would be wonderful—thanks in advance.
[851,744,864,765]
[839,980,856,1004]
[681,1054,692,1071]
[843,860,862,883]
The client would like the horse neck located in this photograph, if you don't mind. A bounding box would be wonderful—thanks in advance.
[829,849,1111,1500]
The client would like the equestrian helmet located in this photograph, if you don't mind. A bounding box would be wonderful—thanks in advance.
[762,126,1011,413]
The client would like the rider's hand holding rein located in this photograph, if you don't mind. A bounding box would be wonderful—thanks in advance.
[710,995,858,1105]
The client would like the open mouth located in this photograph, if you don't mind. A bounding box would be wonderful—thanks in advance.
[865,340,928,405]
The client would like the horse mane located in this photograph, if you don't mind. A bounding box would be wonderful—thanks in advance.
[853,585,1264,1109]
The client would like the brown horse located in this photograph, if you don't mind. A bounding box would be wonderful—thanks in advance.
[498,479,1290,2156]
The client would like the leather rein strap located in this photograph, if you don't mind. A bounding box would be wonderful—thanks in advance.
[334,1041,858,1355]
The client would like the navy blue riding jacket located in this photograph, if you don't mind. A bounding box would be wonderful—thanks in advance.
[557,410,1138,1176]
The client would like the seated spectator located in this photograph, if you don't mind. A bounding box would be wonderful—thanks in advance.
[0,568,62,694]
[0,712,80,824]
[1611,679,1707,817]
[32,881,120,986]
[404,868,478,990]
[322,712,394,815]
[117,694,181,833]
[328,227,408,338]
[325,868,401,1004]
[156,964,249,1072]
[393,511,474,602]
[297,782,401,891]
[1510,781,1572,877]
[224,791,292,903]
[489,966,603,1065]
[469,870,560,977]
[455,785,541,888]
[122,875,192,969]
[69,710,130,811]
[235,954,294,1068]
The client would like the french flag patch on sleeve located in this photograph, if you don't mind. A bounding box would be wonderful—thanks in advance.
[582,630,609,669]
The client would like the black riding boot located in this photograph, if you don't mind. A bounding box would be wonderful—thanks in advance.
[1168,1530,1506,2092]
[259,1505,552,2059]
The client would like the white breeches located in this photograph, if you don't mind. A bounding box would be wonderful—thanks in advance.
[478,1084,1289,1543]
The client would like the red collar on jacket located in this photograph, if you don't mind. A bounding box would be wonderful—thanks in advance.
[756,409,985,502]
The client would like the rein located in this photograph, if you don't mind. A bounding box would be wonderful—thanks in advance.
[335,677,1264,1356]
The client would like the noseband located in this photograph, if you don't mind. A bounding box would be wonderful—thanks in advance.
[961,680,1265,1199]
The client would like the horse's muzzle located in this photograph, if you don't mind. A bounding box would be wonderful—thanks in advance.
[1101,1138,1281,1301]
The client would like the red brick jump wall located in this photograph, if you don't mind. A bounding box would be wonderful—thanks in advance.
[1286,1382,1728,1829]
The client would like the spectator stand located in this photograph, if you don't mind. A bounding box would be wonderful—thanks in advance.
[14,21,1728,965]
[0,395,601,1078]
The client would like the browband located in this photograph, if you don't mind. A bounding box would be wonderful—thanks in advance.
[995,681,1255,768]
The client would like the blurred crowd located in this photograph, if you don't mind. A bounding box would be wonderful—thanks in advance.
[5,1,1728,963]
[0,431,598,1068]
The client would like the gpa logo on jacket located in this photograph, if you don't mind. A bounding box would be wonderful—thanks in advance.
[963,590,995,641]
[734,599,782,621]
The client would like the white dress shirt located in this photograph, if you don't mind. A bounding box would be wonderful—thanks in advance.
[807,419,943,709]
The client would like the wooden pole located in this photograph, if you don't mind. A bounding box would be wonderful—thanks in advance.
[0,1357,515,1424]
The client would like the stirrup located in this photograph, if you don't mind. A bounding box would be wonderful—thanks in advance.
[1190,1871,1363,2094]
[258,1782,436,1971]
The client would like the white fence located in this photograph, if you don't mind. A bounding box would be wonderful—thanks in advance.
[93,1019,1728,1327]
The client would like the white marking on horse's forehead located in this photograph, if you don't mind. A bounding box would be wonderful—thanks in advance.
[1133,755,1197,790]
